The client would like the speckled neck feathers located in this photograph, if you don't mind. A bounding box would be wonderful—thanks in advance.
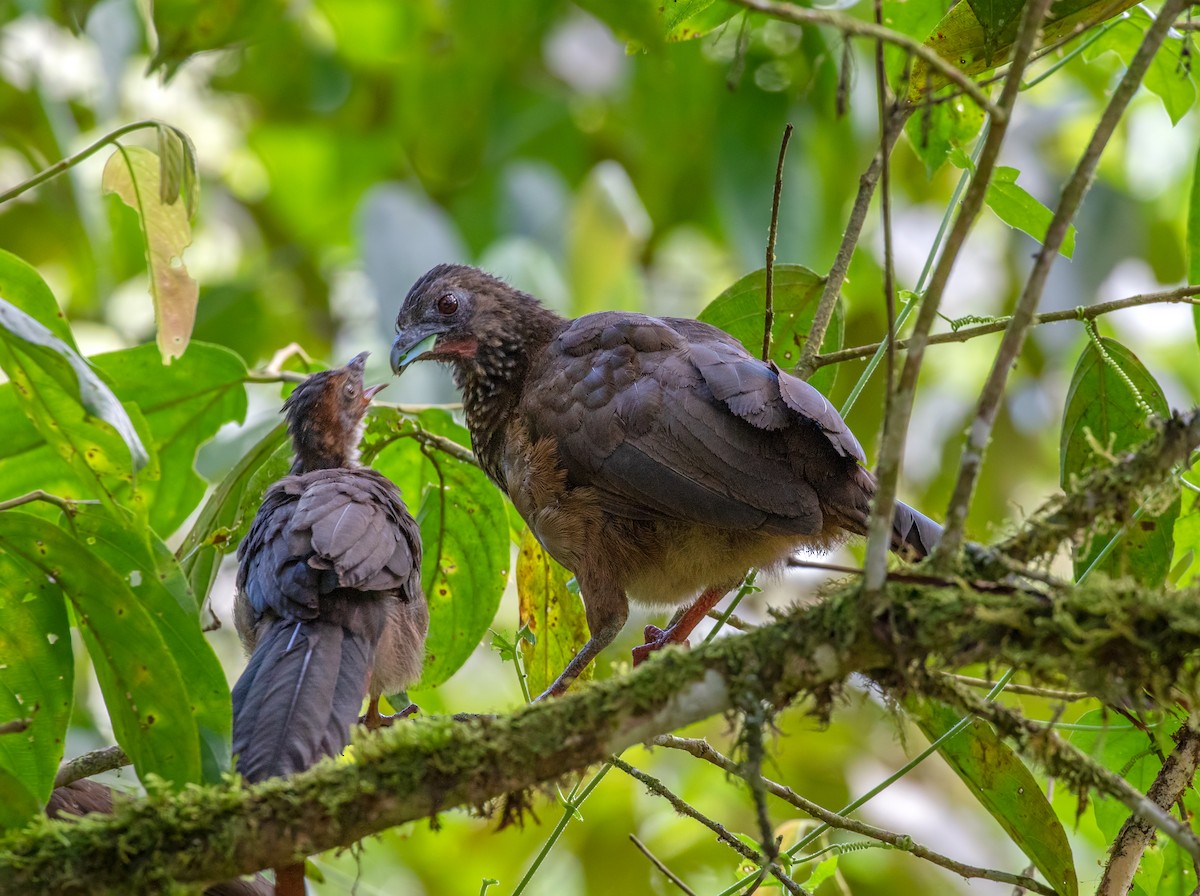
[284,369,365,475]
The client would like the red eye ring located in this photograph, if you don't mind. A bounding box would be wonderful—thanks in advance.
[437,293,459,315]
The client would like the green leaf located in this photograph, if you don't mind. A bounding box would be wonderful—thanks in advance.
[1187,141,1200,352]
[965,0,1024,62]
[154,124,200,218]
[149,0,285,79]
[177,423,289,618]
[0,553,72,828]
[568,162,650,315]
[1068,709,1164,840]
[0,515,201,787]
[0,297,149,473]
[70,506,231,781]
[909,697,1078,896]
[101,145,198,363]
[986,167,1076,258]
[1169,484,1200,587]
[910,0,1140,99]
[905,93,987,177]
[369,410,510,689]
[663,1,739,42]
[516,528,590,698]
[1086,9,1196,125]
[698,264,843,394]
[92,343,249,537]
[1061,337,1177,585]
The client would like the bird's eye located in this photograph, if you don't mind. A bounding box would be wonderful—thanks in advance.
[344,383,357,397]
[437,293,459,315]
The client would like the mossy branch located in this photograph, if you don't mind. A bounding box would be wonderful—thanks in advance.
[4,567,1200,893]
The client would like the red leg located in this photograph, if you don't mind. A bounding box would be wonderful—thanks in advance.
[359,696,419,730]
[631,585,729,666]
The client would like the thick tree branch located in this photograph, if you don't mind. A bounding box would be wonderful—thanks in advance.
[5,555,1200,893]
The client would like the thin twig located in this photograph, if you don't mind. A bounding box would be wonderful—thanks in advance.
[813,288,1200,368]
[935,0,1191,563]
[629,835,699,896]
[726,0,1002,119]
[0,490,99,516]
[655,735,1057,896]
[609,757,808,896]
[0,719,31,736]
[939,674,1087,702]
[763,123,794,362]
[704,609,753,631]
[1096,724,1200,896]
[874,0,898,435]
[54,745,130,788]
[863,0,1054,591]
[0,120,164,205]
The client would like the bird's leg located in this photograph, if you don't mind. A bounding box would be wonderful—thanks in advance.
[536,582,628,701]
[632,584,730,666]
[359,695,419,730]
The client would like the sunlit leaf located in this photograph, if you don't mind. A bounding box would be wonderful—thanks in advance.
[516,528,590,698]
[0,553,71,828]
[905,92,987,176]
[155,124,199,218]
[1169,484,1200,587]
[986,167,1076,257]
[1085,8,1197,125]
[909,697,1078,896]
[0,515,201,787]
[1068,709,1166,839]
[369,409,510,689]
[71,506,231,781]
[1188,141,1200,352]
[663,0,739,42]
[568,161,650,315]
[698,264,843,394]
[101,145,198,363]
[1061,337,1177,585]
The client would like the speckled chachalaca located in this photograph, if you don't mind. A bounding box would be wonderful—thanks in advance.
[231,352,426,895]
[391,265,940,700]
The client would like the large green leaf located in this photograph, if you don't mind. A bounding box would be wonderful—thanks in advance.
[369,409,510,689]
[0,515,202,787]
[1061,337,1177,585]
[92,342,249,537]
[1169,479,1200,587]
[71,507,231,781]
[906,93,987,176]
[0,552,72,829]
[178,423,289,618]
[910,697,1078,896]
[698,264,843,394]
[516,528,590,698]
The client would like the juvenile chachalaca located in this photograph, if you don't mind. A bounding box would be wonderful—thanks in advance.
[391,265,941,700]
[231,352,426,894]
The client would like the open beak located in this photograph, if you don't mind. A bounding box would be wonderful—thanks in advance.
[390,331,439,375]
[363,382,388,401]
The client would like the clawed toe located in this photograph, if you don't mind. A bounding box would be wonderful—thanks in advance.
[632,625,690,666]
[360,701,420,730]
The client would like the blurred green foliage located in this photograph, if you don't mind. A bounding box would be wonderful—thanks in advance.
[1,0,1199,893]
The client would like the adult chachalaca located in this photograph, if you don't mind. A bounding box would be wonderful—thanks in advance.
[391,265,941,700]
[231,352,426,894]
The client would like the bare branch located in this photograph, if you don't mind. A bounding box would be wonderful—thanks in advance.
[1096,725,1200,896]
[54,746,131,789]
[864,0,1054,591]
[629,835,698,896]
[0,490,99,516]
[655,735,1058,896]
[763,123,794,362]
[811,287,1200,369]
[936,0,1192,562]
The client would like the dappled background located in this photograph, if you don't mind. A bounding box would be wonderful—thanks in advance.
[2,0,1199,893]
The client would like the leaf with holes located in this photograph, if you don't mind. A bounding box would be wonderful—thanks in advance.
[0,515,201,787]
[909,696,1078,896]
[698,265,843,393]
[1061,337,1177,585]
[371,409,509,689]
[516,528,590,698]
[102,145,198,362]
[0,553,71,828]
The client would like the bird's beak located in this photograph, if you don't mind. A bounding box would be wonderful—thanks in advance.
[390,331,439,375]
[363,382,388,401]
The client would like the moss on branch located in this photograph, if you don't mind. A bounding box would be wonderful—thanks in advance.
[3,572,1200,893]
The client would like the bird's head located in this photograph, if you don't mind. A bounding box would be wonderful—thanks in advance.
[283,351,387,472]
[391,264,562,379]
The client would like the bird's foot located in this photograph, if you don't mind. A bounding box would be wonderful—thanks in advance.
[359,702,419,730]
[631,624,690,666]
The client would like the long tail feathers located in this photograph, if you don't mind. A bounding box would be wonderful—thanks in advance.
[231,619,372,783]
[891,500,944,560]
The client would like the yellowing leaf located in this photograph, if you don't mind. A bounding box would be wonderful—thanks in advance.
[516,528,590,698]
[101,145,198,363]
